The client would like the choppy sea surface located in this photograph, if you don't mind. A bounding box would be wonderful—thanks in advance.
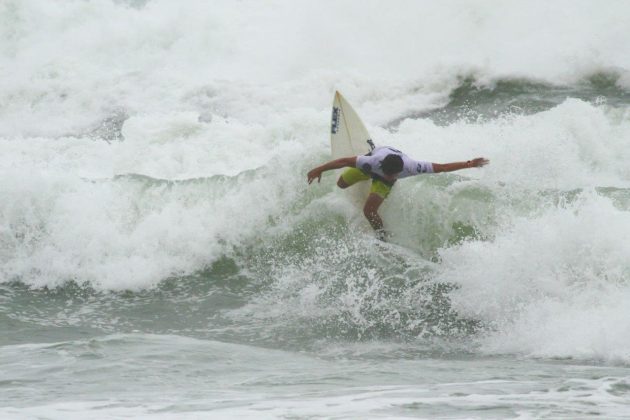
[2,1,630,418]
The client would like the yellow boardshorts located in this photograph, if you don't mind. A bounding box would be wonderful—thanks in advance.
[340,168,393,199]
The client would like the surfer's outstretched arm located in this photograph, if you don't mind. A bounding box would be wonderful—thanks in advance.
[307,156,357,184]
[432,157,489,173]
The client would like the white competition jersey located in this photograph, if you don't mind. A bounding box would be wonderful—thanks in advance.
[355,146,433,179]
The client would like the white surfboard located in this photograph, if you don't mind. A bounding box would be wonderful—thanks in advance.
[330,91,373,205]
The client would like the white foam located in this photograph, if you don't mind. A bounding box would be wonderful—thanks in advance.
[390,99,630,190]
[438,192,630,363]
[3,0,630,137]
[0,118,317,289]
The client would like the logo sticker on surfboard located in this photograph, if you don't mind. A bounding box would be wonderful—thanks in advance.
[331,107,340,134]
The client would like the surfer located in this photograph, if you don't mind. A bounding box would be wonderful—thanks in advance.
[307,145,489,240]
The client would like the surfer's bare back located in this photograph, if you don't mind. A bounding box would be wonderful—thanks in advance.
[307,145,488,239]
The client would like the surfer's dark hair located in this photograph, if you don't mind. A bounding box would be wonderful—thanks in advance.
[380,154,404,175]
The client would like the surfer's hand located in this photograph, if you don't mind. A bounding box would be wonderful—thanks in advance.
[307,168,322,184]
[469,157,489,168]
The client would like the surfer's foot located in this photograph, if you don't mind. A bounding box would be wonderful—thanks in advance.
[375,229,391,242]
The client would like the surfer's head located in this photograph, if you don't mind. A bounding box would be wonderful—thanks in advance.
[380,154,404,176]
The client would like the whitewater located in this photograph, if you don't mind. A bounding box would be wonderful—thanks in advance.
[2,0,630,418]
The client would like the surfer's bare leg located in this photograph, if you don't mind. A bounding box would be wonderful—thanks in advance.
[363,193,385,232]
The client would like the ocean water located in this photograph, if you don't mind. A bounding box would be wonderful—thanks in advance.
[2,1,630,418]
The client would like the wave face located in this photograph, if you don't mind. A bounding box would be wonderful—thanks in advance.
[2,0,630,365]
